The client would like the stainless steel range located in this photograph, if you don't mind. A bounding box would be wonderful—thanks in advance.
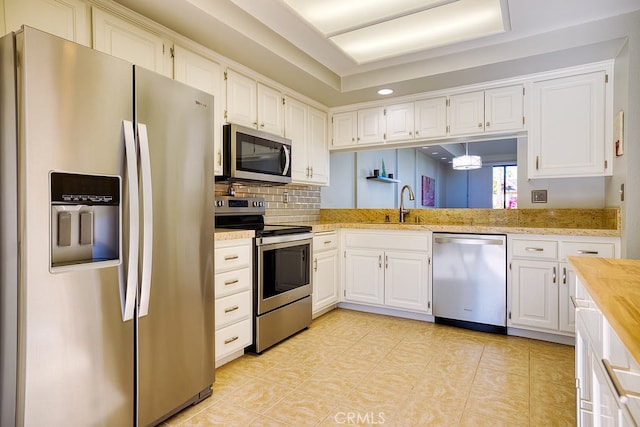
[215,196,313,353]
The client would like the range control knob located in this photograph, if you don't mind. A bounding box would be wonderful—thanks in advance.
[215,200,224,207]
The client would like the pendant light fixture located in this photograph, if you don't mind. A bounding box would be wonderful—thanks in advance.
[452,142,482,170]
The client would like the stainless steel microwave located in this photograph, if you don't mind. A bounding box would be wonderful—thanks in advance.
[218,123,291,184]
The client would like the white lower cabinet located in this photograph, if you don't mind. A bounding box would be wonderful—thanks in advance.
[343,230,431,314]
[312,231,339,317]
[508,235,619,336]
[214,238,253,367]
[575,278,639,426]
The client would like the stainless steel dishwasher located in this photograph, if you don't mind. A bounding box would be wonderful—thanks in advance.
[432,233,507,334]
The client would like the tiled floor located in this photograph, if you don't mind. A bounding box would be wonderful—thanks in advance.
[164,309,576,426]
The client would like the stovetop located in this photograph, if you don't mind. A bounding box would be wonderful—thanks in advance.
[214,196,312,237]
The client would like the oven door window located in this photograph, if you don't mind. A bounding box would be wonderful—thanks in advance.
[237,133,288,176]
[262,242,310,298]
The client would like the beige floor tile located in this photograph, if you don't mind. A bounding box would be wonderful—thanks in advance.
[177,401,260,426]
[314,356,377,380]
[423,355,479,382]
[466,385,530,426]
[317,405,390,426]
[296,373,361,404]
[531,357,575,386]
[479,348,530,377]
[219,377,293,414]
[412,376,472,406]
[473,366,529,400]
[530,379,576,408]
[262,390,336,426]
[394,397,463,426]
[247,415,293,427]
[459,410,518,426]
[530,402,577,426]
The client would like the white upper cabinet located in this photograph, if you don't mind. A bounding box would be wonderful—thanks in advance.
[448,91,485,135]
[449,85,523,136]
[92,8,171,77]
[331,111,357,148]
[225,68,283,136]
[357,107,386,144]
[285,96,328,185]
[528,70,609,178]
[385,103,414,142]
[4,0,89,45]
[414,97,447,139]
[173,46,224,175]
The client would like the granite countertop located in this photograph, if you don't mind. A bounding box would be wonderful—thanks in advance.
[568,257,640,365]
[290,221,620,237]
[214,228,254,241]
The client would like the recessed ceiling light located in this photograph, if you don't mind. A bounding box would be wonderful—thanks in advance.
[431,151,439,155]
[377,88,393,95]
[441,157,447,160]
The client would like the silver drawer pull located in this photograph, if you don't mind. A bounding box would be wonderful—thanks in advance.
[577,250,599,255]
[224,336,239,345]
[224,305,239,313]
[224,279,239,286]
[602,359,640,404]
[224,255,239,261]
[526,247,544,252]
[571,295,590,309]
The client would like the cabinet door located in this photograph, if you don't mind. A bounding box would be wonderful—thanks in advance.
[449,91,484,135]
[226,68,256,128]
[332,111,357,148]
[92,8,170,76]
[384,251,430,312]
[257,83,283,135]
[345,249,384,305]
[173,46,223,175]
[285,96,309,182]
[485,85,524,132]
[307,106,329,185]
[559,262,576,333]
[5,0,89,45]
[357,107,385,144]
[414,97,447,139]
[385,103,414,142]
[529,71,606,178]
[510,259,558,331]
[313,250,339,314]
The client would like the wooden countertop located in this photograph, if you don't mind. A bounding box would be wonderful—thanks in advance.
[568,257,640,365]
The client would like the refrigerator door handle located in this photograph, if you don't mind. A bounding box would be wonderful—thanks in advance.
[120,120,139,322]
[137,123,154,317]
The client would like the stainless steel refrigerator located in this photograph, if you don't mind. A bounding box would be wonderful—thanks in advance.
[0,27,215,426]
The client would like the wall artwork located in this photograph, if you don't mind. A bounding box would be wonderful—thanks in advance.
[422,175,435,207]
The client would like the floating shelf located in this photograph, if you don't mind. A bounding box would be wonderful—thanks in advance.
[366,176,400,183]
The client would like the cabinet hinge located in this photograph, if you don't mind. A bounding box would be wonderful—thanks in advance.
[446,125,450,134]
[428,256,431,265]
[605,74,609,83]
[522,116,525,125]
[523,87,525,96]
[224,110,228,121]
[162,44,165,54]
[383,109,387,116]
[344,250,346,258]
[169,47,175,58]
[446,99,450,107]
[509,262,512,271]
[383,133,387,140]
[508,312,512,320]
[344,289,346,297]
[428,301,431,309]
[605,160,608,169]
[224,71,228,81]
[282,98,286,106]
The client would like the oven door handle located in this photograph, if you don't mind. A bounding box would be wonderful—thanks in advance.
[257,232,313,246]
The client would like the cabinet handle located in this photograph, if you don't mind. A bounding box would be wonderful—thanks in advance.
[525,247,544,252]
[260,122,265,128]
[577,250,599,255]
[217,149,222,166]
[306,166,310,177]
[552,266,557,284]
[536,155,539,170]
[562,267,567,285]
[224,255,239,261]
[416,130,419,135]
[378,255,382,268]
[314,257,318,272]
[224,305,239,313]
[351,137,355,141]
[224,279,239,286]
[571,295,591,310]
[385,255,388,269]
[224,336,239,345]
[602,359,636,404]
[310,166,313,177]
[486,121,490,127]
[478,122,483,128]
[409,131,412,136]
[324,240,332,245]
[253,122,258,127]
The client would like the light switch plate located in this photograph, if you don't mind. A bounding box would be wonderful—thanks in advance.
[532,189,547,203]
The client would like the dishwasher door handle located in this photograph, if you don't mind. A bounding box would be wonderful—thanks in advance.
[434,236,504,246]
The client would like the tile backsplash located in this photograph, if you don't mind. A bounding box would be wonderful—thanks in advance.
[215,182,320,224]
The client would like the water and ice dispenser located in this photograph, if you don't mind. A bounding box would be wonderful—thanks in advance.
[50,172,120,271]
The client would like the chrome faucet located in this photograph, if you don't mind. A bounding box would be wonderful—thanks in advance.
[399,184,415,223]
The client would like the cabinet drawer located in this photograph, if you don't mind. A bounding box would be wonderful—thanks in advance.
[215,291,251,329]
[314,231,338,251]
[560,242,615,260]
[215,318,252,359]
[215,244,251,272]
[215,267,251,298]
[511,239,558,260]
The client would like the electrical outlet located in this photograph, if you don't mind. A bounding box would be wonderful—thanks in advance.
[532,190,547,203]
[283,191,289,203]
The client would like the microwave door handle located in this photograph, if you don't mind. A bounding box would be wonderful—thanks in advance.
[120,120,139,322]
[282,145,290,175]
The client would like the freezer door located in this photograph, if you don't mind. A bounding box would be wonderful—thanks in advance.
[15,28,135,426]
[134,67,215,426]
